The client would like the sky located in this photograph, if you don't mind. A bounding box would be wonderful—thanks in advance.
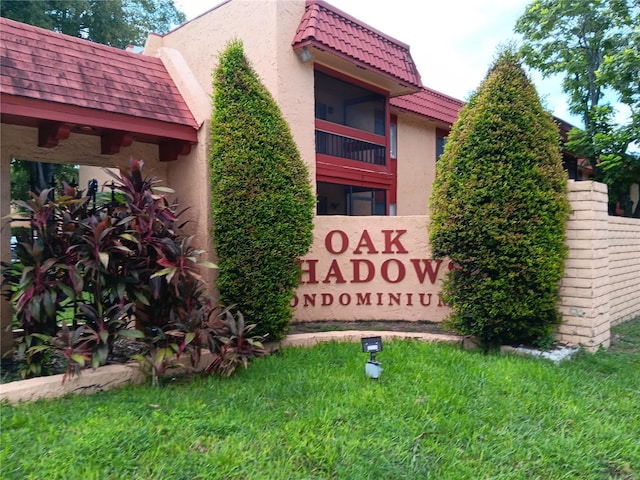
[173,0,582,126]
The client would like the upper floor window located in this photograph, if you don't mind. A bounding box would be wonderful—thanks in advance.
[315,71,386,135]
[390,120,397,159]
[436,128,449,161]
[314,68,393,216]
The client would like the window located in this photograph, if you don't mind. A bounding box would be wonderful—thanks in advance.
[390,121,397,159]
[315,71,386,135]
[317,182,386,216]
[436,128,449,161]
[314,68,394,216]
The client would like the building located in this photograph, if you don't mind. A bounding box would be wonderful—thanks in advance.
[2,0,639,354]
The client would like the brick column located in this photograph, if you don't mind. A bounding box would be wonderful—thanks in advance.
[558,180,611,351]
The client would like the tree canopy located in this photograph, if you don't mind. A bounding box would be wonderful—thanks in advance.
[1,0,185,49]
[515,0,640,215]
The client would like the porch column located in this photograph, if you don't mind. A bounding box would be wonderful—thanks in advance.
[1,153,13,357]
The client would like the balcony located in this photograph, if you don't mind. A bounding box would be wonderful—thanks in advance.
[315,130,386,166]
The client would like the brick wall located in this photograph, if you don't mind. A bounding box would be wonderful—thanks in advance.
[558,180,640,351]
[608,216,640,325]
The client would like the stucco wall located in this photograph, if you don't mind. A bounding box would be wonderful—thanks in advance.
[145,0,316,187]
[395,114,437,215]
[144,0,316,292]
[295,181,640,351]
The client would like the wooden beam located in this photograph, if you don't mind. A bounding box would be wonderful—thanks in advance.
[38,122,71,148]
[159,140,192,162]
[101,131,133,155]
[2,94,199,143]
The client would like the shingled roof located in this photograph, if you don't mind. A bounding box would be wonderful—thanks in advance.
[0,17,198,152]
[292,0,422,92]
[390,87,464,126]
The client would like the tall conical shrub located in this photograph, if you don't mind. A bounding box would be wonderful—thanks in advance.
[210,40,315,341]
[429,47,570,346]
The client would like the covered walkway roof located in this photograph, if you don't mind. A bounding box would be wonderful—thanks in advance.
[1,17,198,160]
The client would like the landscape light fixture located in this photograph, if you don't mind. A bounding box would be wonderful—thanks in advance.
[361,336,383,379]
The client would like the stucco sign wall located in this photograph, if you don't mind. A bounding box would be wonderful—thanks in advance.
[293,216,451,322]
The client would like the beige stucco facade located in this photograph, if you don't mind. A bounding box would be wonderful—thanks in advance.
[144,0,316,192]
[395,115,438,215]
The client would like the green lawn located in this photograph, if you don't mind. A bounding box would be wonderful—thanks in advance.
[1,319,639,480]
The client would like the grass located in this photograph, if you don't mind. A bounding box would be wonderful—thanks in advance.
[1,319,639,480]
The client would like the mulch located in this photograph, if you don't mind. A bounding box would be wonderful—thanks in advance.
[288,320,450,335]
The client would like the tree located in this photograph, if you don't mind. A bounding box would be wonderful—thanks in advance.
[0,0,185,49]
[429,47,570,347]
[10,160,79,206]
[210,41,315,341]
[515,0,640,216]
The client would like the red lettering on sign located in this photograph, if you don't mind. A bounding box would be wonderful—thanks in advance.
[419,293,432,306]
[388,293,401,306]
[339,293,351,306]
[300,259,319,284]
[325,230,348,254]
[353,230,378,254]
[356,292,372,305]
[410,259,443,284]
[382,230,408,254]
[351,259,375,283]
[293,291,447,309]
[381,259,406,283]
[322,259,347,284]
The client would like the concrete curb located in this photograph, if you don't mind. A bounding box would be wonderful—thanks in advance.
[279,330,462,348]
[0,331,461,404]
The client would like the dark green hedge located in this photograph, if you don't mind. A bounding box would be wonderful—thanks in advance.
[429,48,570,346]
[210,40,315,341]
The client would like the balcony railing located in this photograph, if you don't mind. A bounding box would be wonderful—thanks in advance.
[315,130,386,166]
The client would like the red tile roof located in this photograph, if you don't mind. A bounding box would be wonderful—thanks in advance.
[0,17,198,135]
[292,0,422,90]
[390,87,464,126]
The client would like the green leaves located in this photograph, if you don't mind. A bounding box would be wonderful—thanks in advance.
[204,309,266,377]
[1,157,218,382]
[210,40,315,340]
[429,47,570,346]
[516,0,640,211]
[1,0,186,50]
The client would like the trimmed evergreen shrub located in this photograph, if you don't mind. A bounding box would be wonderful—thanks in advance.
[429,47,570,347]
[210,40,315,341]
